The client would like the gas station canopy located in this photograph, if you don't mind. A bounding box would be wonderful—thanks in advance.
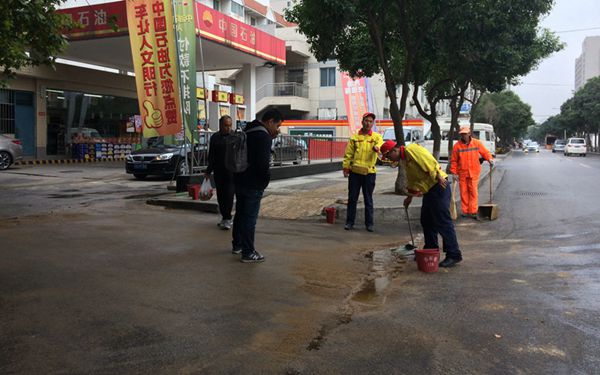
[58,1,286,72]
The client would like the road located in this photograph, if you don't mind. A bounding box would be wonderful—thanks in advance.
[1,151,599,374]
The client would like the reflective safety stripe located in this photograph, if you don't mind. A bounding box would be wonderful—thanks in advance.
[458,147,479,153]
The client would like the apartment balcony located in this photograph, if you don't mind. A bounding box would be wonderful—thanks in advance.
[256,82,310,114]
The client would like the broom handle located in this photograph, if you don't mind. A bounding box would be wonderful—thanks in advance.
[489,165,493,203]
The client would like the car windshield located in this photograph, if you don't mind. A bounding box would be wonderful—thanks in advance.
[570,139,585,144]
[555,140,566,145]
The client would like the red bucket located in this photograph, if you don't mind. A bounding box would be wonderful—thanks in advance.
[187,184,200,200]
[415,249,440,273]
[324,207,336,224]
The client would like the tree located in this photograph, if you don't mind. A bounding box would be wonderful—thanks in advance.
[473,91,535,146]
[287,0,459,193]
[0,0,75,86]
[410,0,561,159]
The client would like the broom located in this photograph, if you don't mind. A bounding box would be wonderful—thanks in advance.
[449,176,458,220]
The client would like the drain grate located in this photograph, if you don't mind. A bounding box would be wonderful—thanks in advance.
[516,191,548,197]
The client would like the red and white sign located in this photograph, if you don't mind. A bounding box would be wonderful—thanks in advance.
[59,1,286,65]
[60,1,128,40]
[341,72,369,135]
[195,2,285,64]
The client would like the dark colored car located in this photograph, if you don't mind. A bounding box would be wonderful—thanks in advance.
[271,135,305,165]
[125,137,209,179]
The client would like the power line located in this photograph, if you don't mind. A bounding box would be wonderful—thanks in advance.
[518,83,572,87]
[554,26,600,33]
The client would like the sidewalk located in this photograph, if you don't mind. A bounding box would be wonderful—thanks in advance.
[148,152,511,223]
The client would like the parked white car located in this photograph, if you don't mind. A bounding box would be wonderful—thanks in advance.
[564,138,586,157]
[0,134,23,170]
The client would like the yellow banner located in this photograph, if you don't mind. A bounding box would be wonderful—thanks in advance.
[126,0,182,137]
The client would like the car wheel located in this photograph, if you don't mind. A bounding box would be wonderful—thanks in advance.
[0,151,12,170]
[583,154,586,157]
[293,151,303,165]
[133,174,147,180]
[552,150,555,153]
[177,159,188,176]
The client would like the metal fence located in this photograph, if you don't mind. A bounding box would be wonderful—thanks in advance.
[256,82,309,102]
[189,132,349,170]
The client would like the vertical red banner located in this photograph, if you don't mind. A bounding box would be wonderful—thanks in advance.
[341,73,369,135]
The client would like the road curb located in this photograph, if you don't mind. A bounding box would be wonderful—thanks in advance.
[15,158,126,166]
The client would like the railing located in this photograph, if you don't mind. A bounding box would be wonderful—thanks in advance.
[190,133,349,169]
[256,82,309,102]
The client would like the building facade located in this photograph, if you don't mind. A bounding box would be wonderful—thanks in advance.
[575,36,600,91]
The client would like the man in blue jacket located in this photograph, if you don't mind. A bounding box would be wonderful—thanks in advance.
[232,109,283,263]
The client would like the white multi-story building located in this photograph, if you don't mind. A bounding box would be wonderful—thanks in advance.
[575,36,600,91]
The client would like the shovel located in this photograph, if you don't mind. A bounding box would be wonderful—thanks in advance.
[478,165,499,220]
[401,206,417,251]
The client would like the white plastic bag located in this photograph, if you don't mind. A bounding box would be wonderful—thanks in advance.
[199,179,213,201]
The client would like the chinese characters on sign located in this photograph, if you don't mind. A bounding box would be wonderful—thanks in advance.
[341,72,369,135]
[126,0,182,137]
[173,0,197,141]
[59,2,128,39]
[195,2,285,65]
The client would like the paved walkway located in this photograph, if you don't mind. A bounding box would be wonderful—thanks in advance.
[149,152,510,224]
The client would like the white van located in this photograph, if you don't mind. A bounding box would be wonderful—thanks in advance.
[422,120,496,159]
[381,126,423,144]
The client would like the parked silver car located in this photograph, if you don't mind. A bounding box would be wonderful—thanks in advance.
[0,134,23,170]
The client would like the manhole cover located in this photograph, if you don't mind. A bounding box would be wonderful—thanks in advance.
[516,191,547,196]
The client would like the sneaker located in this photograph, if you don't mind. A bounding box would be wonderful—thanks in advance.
[439,257,462,268]
[366,225,374,232]
[344,223,354,230]
[217,220,225,229]
[241,251,265,263]
[232,246,242,255]
[223,219,232,230]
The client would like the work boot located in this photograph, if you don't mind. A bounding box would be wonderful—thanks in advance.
[439,257,462,268]
[470,214,480,221]
[366,225,374,232]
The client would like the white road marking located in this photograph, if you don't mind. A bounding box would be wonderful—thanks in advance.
[579,163,592,169]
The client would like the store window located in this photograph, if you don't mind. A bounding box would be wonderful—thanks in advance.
[320,67,336,87]
[0,89,15,134]
[213,0,221,11]
[45,89,140,157]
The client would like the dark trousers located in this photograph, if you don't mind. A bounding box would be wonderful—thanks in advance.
[214,171,235,220]
[232,187,264,256]
[346,172,376,226]
[421,181,462,259]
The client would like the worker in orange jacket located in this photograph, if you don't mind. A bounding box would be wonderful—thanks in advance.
[449,126,494,219]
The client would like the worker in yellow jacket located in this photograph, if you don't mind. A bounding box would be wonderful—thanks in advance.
[342,113,384,232]
[449,126,494,219]
[380,140,462,268]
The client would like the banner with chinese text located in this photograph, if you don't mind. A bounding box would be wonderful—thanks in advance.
[126,0,182,137]
[341,72,369,135]
[173,0,196,141]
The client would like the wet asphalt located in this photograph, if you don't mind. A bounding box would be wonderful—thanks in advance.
[1,151,599,374]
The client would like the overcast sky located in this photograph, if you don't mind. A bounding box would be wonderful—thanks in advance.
[512,0,600,123]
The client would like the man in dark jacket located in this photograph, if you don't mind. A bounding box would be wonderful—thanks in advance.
[232,109,282,263]
[204,115,235,229]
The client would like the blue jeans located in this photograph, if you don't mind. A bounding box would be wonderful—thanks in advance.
[232,187,264,256]
[346,172,376,226]
[421,181,461,259]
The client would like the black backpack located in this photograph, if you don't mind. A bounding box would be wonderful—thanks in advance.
[224,126,269,173]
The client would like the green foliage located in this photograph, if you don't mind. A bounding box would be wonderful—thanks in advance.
[473,91,535,146]
[0,0,75,86]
